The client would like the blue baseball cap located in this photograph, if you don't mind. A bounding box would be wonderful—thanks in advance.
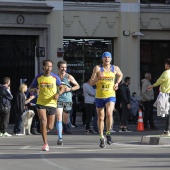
[102,52,112,59]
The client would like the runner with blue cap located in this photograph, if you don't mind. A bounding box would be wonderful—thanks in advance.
[90,51,123,148]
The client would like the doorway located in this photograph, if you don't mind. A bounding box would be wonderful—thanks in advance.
[0,35,37,123]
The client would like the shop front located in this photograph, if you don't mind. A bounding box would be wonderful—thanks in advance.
[63,38,113,88]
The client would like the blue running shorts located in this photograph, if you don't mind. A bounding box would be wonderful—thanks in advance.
[95,97,116,108]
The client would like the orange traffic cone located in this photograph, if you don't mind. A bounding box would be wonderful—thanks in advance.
[137,109,144,131]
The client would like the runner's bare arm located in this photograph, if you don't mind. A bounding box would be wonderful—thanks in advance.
[66,74,80,92]
[114,66,123,90]
[54,85,65,100]
[89,66,100,86]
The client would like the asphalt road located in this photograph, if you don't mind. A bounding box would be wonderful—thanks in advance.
[0,123,170,170]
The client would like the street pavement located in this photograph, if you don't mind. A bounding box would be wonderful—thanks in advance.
[0,114,170,170]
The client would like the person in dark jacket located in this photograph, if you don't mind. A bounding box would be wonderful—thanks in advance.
[119,77,131,132]
[13,83,34,135]
[0,77,13,137]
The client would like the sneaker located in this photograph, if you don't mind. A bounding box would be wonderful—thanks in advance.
[106,135,113,145]
[57,139,63,145]
[122,127,131,132]
[85,129,94,134]
[110,129,116,133]
[0,133,3,137]
[71,124,75,128]
[42,144,49,151]
[161,131,170,136]
[119,128,123,132]
[93,130,99,134]
[3,132,12,137]
[72,124,78,127]
[16,133,24,136]
[31,129,40,135]
[99,138,106,148]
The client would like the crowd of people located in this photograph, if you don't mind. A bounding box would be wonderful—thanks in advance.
[0,53,170,151]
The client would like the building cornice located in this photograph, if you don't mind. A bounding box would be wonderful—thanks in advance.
[140,4,170,13]
[63,2,120,12]
[64,2,170,13]
[0,2,53,14]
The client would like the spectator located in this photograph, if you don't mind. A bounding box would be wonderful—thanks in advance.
[119,77,131,132]
[141,73,156,130]
[148,58,170,135]
[13,83,34,135]
[26,89,40,134]
[0,77,13,137]
[83,78,98,134]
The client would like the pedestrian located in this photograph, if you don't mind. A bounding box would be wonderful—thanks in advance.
[0,77,13,137]
[90,51,123,148]
[119,77,131,132]
[13,83,35,135]
[148,58,170,135]
[115,82,122,121]
[141,72,156,130]
[30,59,65,151]
[26,89,40,134]
[83,77,98,134]
[71,91,78,127]
[56,60,80,145]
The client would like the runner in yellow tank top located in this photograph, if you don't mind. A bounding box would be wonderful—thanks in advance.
[96,66,116,98]
[90,52,123,148]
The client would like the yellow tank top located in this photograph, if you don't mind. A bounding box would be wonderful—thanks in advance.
[96,65,115,98]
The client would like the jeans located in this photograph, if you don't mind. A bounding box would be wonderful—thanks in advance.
[13,114,22,134]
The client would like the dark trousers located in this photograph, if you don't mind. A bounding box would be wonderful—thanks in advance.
[72,103,77,125]
[0,108,10,133]
[165,96,170,131]
[120,102,129,126]
[142,101,155,129]
[13,113,22,134]
[85,103,95,130]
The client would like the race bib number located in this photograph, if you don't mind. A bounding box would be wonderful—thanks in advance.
[101,84,110,90]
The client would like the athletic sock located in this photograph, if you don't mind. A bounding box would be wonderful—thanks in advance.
[56,121,62,139]
[100,134,104,139]
[106,131,110,136]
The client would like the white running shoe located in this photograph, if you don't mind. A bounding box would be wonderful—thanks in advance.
[3,132,12,137]
[42,144,49,151]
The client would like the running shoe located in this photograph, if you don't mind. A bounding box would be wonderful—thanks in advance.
[99,138,106,148]
[42,144,49,151]
[3,132,12,137]
[85,129,95,134]
[57,139,63,145]
[123,127,131,132]
[0,133,3,137]
[160,131,170,136]
[106,135,113,145]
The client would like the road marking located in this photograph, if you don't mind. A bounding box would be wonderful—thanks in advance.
[113,142,170,147]
[76,149,114,152]
[40,154,69,170]
[20,146,31,149]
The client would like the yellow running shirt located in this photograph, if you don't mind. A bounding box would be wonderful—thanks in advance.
[96,65,115,98]
[30,73,61,107]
